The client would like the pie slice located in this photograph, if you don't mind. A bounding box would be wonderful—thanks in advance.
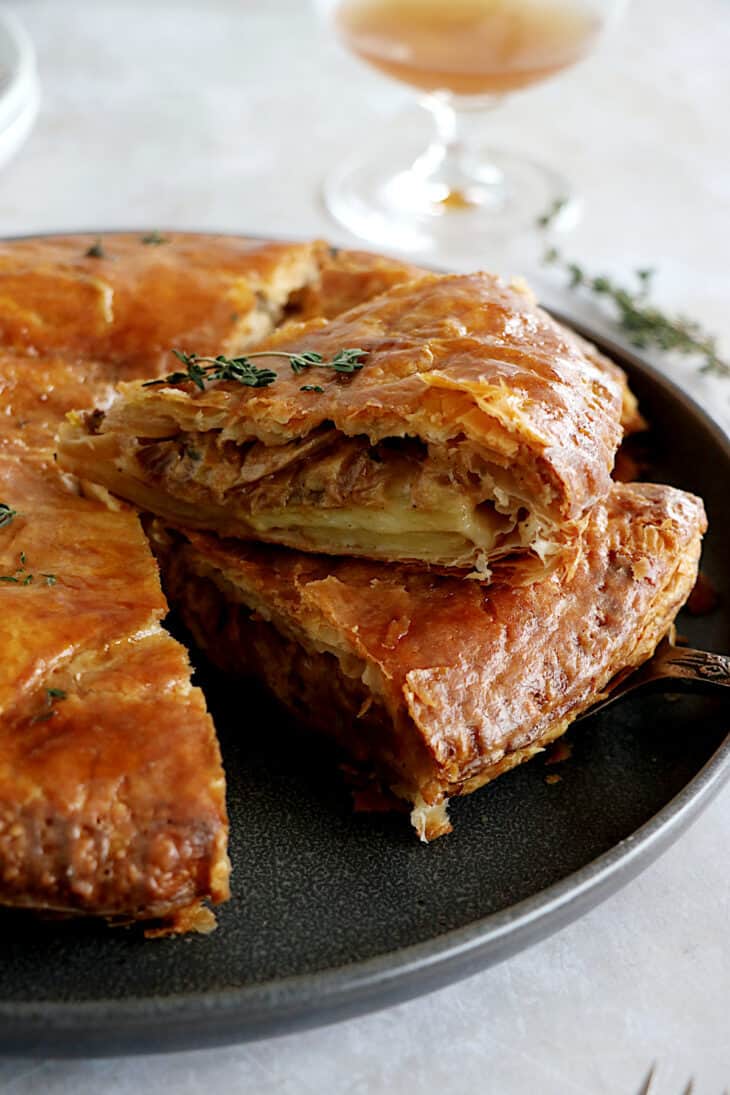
[149,481,706,841]
[0,454,229,929]
[58,271,628,575]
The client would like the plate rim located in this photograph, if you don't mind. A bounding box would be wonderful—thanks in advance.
[0,231,728,1056]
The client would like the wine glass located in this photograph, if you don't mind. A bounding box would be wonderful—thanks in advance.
[315,0,627,254]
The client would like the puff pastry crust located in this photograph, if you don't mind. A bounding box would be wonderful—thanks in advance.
[0,232,322,375]
[58,272,627,574]
[0,231,663,923]
[0,454,230,927]
[151,482,706,841]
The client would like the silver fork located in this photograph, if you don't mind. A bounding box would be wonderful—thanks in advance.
[577,638,730,721]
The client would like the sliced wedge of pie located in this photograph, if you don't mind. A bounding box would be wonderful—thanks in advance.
[149,481,706,841]
[0,454,229,929]
[58,272,629,575]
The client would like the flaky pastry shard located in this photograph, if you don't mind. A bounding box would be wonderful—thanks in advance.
[58,272,627,574]
[150,482,706,841]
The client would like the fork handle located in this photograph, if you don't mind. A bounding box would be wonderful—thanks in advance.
[655,645,730,688]
[577,643,730,721]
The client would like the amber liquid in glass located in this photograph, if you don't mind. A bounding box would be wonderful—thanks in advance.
[335,0,601,95]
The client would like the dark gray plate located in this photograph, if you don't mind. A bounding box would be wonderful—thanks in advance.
[0,246,728,1056]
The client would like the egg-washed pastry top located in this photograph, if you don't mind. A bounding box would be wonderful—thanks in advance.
[152,481,706,841]
[0,232,323,374]
[57,272,628,574]
[0,454,229,930]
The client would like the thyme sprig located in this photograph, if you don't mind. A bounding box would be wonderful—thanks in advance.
[31,687,67,725]
[535,196,728,380]
[85,238,107,259]
[0,503,17,528]
[0,550,56,586]
[142,347,368,392]
[141,231,168,245]
[536,197,569,230]
[542,248,729,379]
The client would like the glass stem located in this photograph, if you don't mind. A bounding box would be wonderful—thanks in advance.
[413,93,505,206]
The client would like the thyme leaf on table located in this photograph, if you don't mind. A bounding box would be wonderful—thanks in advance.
[542,247,729,380]
[536,197,569,230]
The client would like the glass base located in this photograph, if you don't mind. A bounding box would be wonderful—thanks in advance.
[324,140,580,256]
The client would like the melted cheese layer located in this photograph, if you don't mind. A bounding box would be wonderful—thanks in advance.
[244,495,513,566]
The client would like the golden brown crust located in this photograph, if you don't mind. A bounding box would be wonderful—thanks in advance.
[0,233,320,376]
[0,233,253,926]
[241,272,624,518]
[295,245,427,320]
[0,456,230,920]
[569,329,646,436]
[155,482,706,839]
[0,628,229,919]
[300,249,642,435]
[0,352,115,458]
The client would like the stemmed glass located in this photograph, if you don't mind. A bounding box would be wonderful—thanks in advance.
[315,0,626,253]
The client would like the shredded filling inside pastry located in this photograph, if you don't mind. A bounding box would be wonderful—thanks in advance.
[67,418,561,571]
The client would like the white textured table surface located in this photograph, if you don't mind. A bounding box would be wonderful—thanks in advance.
[0,1,728,1092]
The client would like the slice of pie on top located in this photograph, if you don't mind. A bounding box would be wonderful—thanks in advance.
[149,481,706,841]
[57,271,630,577]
